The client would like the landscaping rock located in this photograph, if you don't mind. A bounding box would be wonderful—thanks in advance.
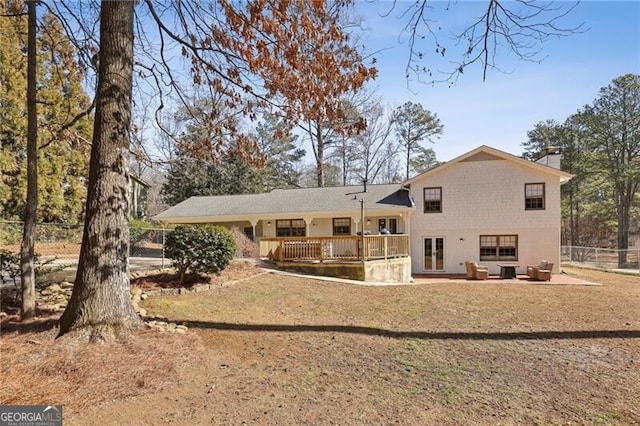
[47,284,62,293]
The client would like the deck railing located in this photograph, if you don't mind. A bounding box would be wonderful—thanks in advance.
[259,235,409,262]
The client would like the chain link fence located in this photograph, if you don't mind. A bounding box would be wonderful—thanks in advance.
[1,221,167,282]
[561,245,640,274]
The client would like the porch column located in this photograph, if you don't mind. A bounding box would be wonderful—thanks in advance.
[405,211,412,256]
[351,215,363,235]
[248,219,258,242]
[302,216,314,237]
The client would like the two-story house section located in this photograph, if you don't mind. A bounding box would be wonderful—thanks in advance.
[404,145,573,276]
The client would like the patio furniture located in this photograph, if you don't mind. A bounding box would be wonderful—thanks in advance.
[498,264,519,279]
[465,261,489,280]
[527,261,553,281]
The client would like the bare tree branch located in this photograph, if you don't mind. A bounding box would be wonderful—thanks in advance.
[389,0,585,84]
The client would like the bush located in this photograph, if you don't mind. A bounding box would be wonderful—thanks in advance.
[165,225,237,284]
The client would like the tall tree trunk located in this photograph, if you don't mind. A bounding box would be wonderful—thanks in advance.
[617,202,629,267]
[405,143,410,181]
[58,1,140,339]
[341,137,347,186]
[20,0,37,320]
[315,124,325,187]
[568,187,574,246]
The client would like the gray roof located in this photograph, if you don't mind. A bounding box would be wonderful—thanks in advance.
[153,183,413,223]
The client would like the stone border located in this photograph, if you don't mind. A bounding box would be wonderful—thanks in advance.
[1,268,268,333]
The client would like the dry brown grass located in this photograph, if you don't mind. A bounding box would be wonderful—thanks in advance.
[2,265,639,425]
[0,325,202,415]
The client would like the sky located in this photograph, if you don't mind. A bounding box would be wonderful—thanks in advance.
[351,0,640,162]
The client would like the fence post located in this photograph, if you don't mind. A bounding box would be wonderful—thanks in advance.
[595,247,599,268]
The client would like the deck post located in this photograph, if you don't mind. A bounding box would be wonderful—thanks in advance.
[384,236,388,259]
[360,198,365,262]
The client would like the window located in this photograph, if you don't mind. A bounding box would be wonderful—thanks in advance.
[424,187,442,213]
[333,218,351,235]
[276,219,306,237]
[480,235,518,261]
[525,183,545,210]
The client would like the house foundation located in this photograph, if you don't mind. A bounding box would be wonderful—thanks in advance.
[273,257,412,284]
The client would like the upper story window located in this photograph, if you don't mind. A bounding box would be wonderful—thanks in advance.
[276,219,306,237]
[333,218,351,235]
[525,183,545,210]
[423,187,442,213]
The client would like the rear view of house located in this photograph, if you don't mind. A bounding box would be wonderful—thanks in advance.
[154,145,571,280]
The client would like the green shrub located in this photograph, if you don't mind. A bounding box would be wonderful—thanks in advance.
[0,223,23,245]
[165,225,236,284]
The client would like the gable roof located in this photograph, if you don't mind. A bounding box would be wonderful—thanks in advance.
[403,145,574,185]
[153,183,413,223]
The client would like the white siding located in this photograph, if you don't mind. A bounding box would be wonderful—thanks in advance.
[409,157,563,274]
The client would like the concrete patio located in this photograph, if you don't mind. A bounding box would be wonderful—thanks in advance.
[411,273,600,286]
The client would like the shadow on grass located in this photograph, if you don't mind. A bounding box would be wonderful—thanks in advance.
[178,320,640,340]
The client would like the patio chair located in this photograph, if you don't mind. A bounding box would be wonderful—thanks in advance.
[526,261,553,281]
[465,261,489,280]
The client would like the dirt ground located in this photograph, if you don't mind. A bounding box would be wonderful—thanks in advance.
[1,265,639,425]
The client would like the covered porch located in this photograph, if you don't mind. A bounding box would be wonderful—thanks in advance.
[258,234,411,284]
[259,234,409,262]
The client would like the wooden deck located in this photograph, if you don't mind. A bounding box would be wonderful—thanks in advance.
[259,235,409,262]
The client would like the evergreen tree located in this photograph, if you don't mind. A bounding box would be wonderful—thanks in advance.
[392,102,443,181]
[0,3,92,223]
[409,146,440,176]
[582,74,640,265]
[255,116,305,190]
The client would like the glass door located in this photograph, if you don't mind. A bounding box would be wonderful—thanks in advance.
[424,237,445,271]
[378,218,398,234]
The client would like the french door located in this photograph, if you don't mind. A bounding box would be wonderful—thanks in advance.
[424,237,445,272]
[377,218,398,233]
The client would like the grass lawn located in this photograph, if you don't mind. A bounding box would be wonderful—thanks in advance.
[2,265,639,425]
